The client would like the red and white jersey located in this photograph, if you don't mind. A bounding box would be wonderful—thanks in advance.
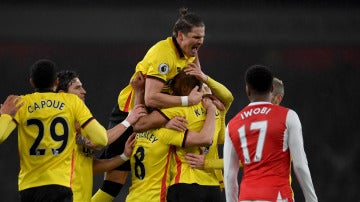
[223,102,318,202]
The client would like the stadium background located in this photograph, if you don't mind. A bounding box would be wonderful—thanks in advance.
[0,1,359,201]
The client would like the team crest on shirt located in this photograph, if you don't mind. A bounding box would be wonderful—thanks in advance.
[158,63,169,75]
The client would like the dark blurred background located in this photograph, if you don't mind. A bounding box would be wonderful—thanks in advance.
[1,0,360,201]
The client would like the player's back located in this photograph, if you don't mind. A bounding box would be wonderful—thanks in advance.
[227,102,293,200]
[15,92,95,191]
[126,128,173,202]
[160,102,222,186]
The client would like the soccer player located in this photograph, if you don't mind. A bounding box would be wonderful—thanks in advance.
[93,8,207,201]
[55,70,146,202]
[125,68,229,202]
[271,77,285,105]
[185,77,285,171]
[0,59,108,202]
[0,95,23,142]
[223,65,318,202]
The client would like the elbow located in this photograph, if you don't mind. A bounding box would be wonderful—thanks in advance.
[144,94,156,108]
[200,134,213,146]
[98,136,108,148]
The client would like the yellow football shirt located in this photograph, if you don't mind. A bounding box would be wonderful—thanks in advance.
[13,92,105,191]
[126,128,185,202]
[72,128,94,202]
[160,103,222,186]
[118,37,195,112]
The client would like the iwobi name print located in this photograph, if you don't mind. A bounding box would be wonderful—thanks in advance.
[240,106,271,120]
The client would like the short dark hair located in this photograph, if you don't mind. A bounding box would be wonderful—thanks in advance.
[171,68,202,96]
[172,8,205,37]
[56,70,79,92]
[245,65,273,94]
[30,59,57,90]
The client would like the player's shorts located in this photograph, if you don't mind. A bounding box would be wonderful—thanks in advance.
[99,104,133,171]
[166,183,221,202]
[19,184,72,202]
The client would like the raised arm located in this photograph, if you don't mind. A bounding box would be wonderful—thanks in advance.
[0,95,23,143]
[183,97,217,147]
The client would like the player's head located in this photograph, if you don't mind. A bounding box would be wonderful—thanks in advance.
[56,70,86,101]
[245,65,274,102]
[173,7,205,57]
[171,68,202,96]
[271,77,284,105]
[30,59,57,91]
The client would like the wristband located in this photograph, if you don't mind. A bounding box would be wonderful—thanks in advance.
[120,153,129,161]
[121,120,131,128]
[181,96,189,106]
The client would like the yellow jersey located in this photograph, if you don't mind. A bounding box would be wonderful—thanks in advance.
[72,129,94,202]
[126,128,185,202]
[118,37,195,112]
[160,102,222,186]
[13,92,107,191]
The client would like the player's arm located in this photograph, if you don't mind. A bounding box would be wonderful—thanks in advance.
[287,110,318,202]
[223,125,240,202]
[132,109,168,132]
[0,95,23,143]
[144,78,203,108]
[185,58,234,111]
[0,115,17,143]
[183,97,216,147]
[82,119,108,148]
[131,71,145,105]
[93,133,135,175]
[185,153,224,169]
[106,104,147,144]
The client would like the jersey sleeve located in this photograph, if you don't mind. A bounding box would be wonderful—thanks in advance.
[0,114,17,143]
[205,76,234,112]
[223,124,240,202]
[286,110,318,202]
[205,76,234,144]
[156,127,186,147]
[142,46,174,83]
[72,97,108,147]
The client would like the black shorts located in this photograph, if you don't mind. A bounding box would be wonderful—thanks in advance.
[167,183,221,202]
[99,104,133,171]
[19,184,72,202]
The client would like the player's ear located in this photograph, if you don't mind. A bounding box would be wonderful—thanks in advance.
[29,78,35,88]
[246,85,250,97]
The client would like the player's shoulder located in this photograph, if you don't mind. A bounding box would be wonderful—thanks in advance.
[150,37,175,52]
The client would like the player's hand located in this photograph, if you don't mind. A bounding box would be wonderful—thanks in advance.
[124,133,136,157]
[126,104,147,125]
[0,95,23,117]
[202,96,216,112]
[165,116,188,132]
[185,152,205,169]
[185,62,208,83]
[188,86,203,106]
[203,94,225,111]
[130,71,145,94]
[76,134,102,151]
